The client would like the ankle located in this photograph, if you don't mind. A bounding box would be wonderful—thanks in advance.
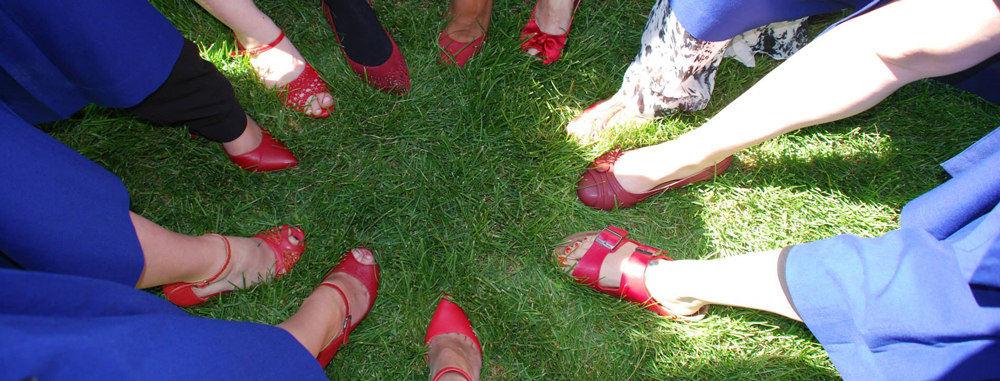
[189,234,232,283]
[222,116,262,156]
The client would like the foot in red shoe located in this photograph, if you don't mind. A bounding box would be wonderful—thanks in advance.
[521,0,581,64]
[233,29,335,118]
[426,296,483,381]
[439,0,493,67]
[163,225,306,307]
[222,117,298,172]
[322,0,410,94]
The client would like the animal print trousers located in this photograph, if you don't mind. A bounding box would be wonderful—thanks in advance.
[619,0,809,117]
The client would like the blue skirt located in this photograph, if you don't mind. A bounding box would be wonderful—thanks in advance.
[786,127,1000,381]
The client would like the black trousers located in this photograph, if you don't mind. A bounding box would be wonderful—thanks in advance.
[128,39,245,143]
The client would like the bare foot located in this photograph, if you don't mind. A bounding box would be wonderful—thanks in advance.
[445,0,493,43]
[566,93,653,143]
[191,227,304,298]
[221,115,263,156]
[428,333,482,381]
[554,232,706,317]
[278,249,375,356]
[525,0,576,56]
[237,30,334,117]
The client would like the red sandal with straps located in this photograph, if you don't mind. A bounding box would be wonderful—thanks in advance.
[558,226,703,319]
[425,296,482,381]
[162,225,306,307]
[520,0,583,65]
[233,30,334,118]
[316,248,381,367]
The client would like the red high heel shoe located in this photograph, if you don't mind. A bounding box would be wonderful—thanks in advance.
[162,225,306,307]
[316,248,381,367]
[226,129,298,172]
[520,0,582,64]
[322,1,411,94]
[233,30,334,119]
[425,296,482,381]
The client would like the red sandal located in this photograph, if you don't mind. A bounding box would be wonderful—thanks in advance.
[425,296,482,381]
[577,149,734,210]
[520,0,582,65]
[233,30,334,118]
[316,248,381,367]
[558,226,702,319]
[225,128,298,172]
[162,225,306,307]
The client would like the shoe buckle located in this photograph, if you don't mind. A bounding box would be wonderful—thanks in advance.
[343,315,352,330]
[595,228,623,250]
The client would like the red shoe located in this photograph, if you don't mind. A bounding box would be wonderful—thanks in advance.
[226,129,298,172]
[438,30,486,67]
[322,1,411,94]
[556,227,705,319]
[233,30,334,119]
[577,149,734,210]
[520,0,582,64]
[316,248,381,367]
[162,225,306,307]
[425,296,482,381]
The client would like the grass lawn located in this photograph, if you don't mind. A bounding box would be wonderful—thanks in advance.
[43,0,1000,379]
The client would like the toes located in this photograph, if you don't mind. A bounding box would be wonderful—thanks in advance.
[350,248,376,265]
[554,232,598,272]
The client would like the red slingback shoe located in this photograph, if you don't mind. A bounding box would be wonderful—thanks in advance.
[316,248,381,367]
[233,30,334,119]
[425,296,482,381]
[322,0,411,94]
[162,225,306,307]
[520,0,582,65]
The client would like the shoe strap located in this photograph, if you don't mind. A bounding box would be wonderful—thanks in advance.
[319,282,353,347]
[192,234,232,287]
[432,367,473,381]
[570,226,628,288]
[231,30,286,57]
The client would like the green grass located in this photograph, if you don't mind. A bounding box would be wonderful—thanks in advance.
[43,1,1000,380]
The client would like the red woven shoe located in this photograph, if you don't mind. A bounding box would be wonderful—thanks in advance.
[316,248,380,367]
[520,0,582,64]
[163,226,306,307]
[425,296,482,381]
[577,149,734,210]
[233,30,334,118]
[226,129,298,172]
[322,1,410,94]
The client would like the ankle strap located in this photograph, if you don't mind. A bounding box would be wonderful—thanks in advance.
[319,282,353,346]
[432,367,472,381]
[231,30,285,57]
[192,234,231,287]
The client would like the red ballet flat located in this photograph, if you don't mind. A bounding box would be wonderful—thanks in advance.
[226,129,298,172]
[577,149,734,210]
[425,296,482,381]
[438,30,486,67]
[520,0,582,65]
[163,225,306,307]
[316,248,381,367]
[233,30,334,119]
[322,1,411,94]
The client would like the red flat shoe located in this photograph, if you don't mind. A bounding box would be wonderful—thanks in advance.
[233,30,334,119]
[577,149,734,210]
[226,129,298,172]
[438,30,486,67]
[520,0,582,65]
[425,296,482,381]
[316,248,381,367]
[558,226,703,319]
[163,225,306,307]
[322,1,411,94]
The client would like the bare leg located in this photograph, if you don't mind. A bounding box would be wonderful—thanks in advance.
[131,212,293,298]
[277,249,374,357]
[524,0,576,57]
[557,233,799,320]
[445,0,493,43]
[194,0,334,117]
[607,0,1000,194]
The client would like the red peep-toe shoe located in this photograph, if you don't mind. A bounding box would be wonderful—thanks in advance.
[233,30,334,119]
[316,248,381,367]
[520,0,582,65]
[162,225,306,307]
[425,296,482,381]
[322,1,411,94]
[226,129,298,172]
[577,149,734,210]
